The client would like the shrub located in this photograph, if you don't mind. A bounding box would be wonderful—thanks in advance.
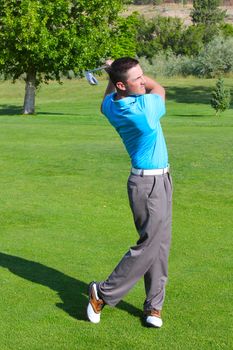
[140,36,233,78]
[139,51,194,77]
[193,36,233,77]
[220,23,233,38]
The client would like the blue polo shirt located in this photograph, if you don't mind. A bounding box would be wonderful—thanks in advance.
[102,92,168,169]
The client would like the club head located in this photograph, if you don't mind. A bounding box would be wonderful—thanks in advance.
[85,71,98,85]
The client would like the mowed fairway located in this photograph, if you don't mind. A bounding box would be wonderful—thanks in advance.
[0,77,232,350]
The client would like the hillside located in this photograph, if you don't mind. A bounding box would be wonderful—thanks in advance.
[124,3,233,25]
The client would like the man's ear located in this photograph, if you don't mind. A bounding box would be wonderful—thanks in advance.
[116,81,126,91]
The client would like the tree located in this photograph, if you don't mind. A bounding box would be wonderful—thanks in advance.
[210,78,231,116]
[180,25,205,56]
[136,16,184,60]
[0,0,130,114]
[190,0,227,45]
[191,0,226,26]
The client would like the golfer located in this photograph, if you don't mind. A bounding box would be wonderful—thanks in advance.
[87,57,173,328]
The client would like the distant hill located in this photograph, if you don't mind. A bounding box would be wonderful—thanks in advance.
[131,1,233,5]
[124,3,233,25]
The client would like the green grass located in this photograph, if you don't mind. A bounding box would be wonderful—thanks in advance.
[0,77,232,350]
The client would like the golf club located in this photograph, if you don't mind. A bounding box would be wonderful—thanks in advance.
[84,65,108,85]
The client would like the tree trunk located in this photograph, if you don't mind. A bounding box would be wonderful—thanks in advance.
[23,71,36,114]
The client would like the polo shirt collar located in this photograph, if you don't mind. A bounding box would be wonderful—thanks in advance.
[111,93,138,107]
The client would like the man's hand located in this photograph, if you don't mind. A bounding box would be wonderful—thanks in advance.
[104,59,114,73]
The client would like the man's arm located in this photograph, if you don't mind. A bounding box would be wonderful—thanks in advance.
[101,60,115,113]
[100,79,115,114]
[144,76,165,101]
[103,79,115,100]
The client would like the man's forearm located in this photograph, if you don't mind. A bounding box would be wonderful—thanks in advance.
[101,79,115,113]
[144,76,165,100]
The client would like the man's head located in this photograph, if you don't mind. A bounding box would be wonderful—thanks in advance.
[108,57,146,96]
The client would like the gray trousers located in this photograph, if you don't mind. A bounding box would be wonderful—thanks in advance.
[98,172,172,311]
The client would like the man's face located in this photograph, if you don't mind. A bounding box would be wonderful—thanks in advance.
[122,64,146,95]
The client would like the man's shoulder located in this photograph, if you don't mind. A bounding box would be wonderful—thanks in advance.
[137,93,164,108]
[103,92,115,103]
[102,93,115,115]
[140,93,164,101]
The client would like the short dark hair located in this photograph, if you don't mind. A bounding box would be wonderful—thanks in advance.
[108,57,139,85]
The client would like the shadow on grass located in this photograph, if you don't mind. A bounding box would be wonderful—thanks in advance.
[166,85,212,104]
[0,252,141,322]
[0,105,23,115]
[172,114,211,118]
[37,112,77,116]
[0,105,73,116]
[166,85,233,109]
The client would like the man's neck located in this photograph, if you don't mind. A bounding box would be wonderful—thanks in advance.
[115,91,128,100]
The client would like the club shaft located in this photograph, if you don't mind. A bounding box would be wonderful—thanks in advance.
[87,65,108,73]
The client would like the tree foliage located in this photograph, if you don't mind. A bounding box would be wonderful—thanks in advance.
[210,78,231,116]
[193,36,233,77]
[108,12,140,59]
[0,0,130,113]
[136,16,213,59]
[136,16,185,60]
[179,25,205,56]
[191,0,226,26]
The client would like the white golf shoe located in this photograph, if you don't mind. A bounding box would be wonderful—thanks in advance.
[87,282,105,324]
[144,309,163,328]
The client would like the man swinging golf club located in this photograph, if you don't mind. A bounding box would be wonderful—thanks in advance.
[87,57,173,328]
